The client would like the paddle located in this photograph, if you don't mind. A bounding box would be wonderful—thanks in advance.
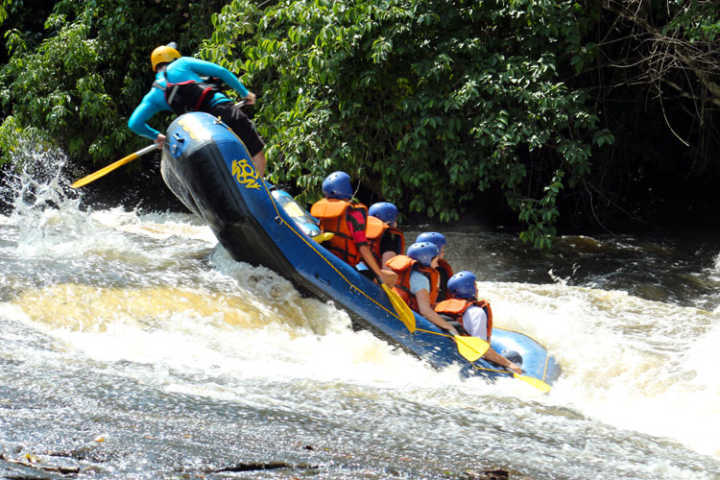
[312,232,335,243]
[411,327,551,392]
[379,287,490,362]
[381,283,416,333]
[512,373,552,393]
[453,334,490,362]
[415,327,490,362]
[71,144,159,188]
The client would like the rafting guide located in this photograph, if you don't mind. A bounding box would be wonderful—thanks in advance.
[127,43,268,177]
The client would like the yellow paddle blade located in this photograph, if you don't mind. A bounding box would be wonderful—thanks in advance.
[71,144,158,188]
[514,373,552,393]
[453,335,489,362]
[382,283,415,333]
[312,232,335,243]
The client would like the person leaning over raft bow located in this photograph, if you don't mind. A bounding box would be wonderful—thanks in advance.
[435,271,522,374]
[416,231,454,302]
[385,241,460,335]
[310,171,397,287]
[128,43,267,177]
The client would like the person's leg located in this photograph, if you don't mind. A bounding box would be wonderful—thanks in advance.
[213,102,266,176]
[252,150,266,177]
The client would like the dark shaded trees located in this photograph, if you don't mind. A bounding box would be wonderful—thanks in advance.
[567,1,720,230]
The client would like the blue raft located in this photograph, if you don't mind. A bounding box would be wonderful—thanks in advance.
[160,112,561,388]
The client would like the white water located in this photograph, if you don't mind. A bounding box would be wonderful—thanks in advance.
[2,146,719,479]
[484,281,720,458]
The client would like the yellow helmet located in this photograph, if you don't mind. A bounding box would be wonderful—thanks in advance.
[150,45,181,71]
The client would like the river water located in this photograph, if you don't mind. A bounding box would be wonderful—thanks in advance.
[1,147,719,479]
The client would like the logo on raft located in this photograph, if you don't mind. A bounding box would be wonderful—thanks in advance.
[232,159,260,190]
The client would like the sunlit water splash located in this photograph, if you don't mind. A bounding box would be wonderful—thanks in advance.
[1,146,719,479]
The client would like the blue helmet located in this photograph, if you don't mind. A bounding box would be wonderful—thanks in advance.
[322,171,353,200]
[368,202,398,224]
[406,241,439,267]
[415,231,446,249]
[447,271,477,299]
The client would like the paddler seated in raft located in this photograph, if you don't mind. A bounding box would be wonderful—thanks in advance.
[385,241,460,336]
[356,201,404,279]
[415,232,453,302]
[128,42,267,177]
[310,171,397,287]
[435,271,522,374]
[367,201,405,265]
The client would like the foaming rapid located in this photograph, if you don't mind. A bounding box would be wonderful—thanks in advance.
[2,144,719,479]
[483,280,720,457]
[1,143,93,258]
[2,142,78,218]
[712,252,720,309]
[0,144,214,264]
[0,144,456,393]
[3,249,461,403]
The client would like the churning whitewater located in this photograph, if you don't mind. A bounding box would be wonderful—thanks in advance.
[1,146,719,479]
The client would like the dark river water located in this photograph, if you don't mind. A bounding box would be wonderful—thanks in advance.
[1,147,719,479]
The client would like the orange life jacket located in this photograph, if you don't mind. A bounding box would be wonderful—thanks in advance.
[366,217,405,260]
[436,258,454,302]
[310,198,367,266]
[434,298,493,341]
[385,255,439,312]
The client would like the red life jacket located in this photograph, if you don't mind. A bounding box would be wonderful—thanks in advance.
[310,198,368,266]
[434,298,493,341]
[385,255,439,312]
[153,72,221,115]
[366,217,405,260]
[436,258,454,302]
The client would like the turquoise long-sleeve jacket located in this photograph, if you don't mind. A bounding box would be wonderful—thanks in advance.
[128,56,250,140]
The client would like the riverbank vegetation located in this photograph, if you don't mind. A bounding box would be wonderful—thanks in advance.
[1,0,718,248]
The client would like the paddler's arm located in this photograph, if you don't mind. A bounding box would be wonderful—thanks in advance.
[414,289,460,336]
[358,244,397,287]
[483,348,523,374]
[463,308,522,373]
[183,57,251,100]
[128,90,168,145]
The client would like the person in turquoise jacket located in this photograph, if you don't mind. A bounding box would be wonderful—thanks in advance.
[128,43,267,176]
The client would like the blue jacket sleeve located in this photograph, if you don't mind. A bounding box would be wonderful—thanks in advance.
[128,89,167,140]
[183,57,250,98]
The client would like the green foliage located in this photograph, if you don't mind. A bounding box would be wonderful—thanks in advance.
[665,0,720,42]
[3,0,718,246]
[204,0,606,247]
[1,0,646,248]
[0,0,8,25]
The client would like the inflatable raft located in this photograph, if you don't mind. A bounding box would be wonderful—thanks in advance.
[160,112,561,388]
